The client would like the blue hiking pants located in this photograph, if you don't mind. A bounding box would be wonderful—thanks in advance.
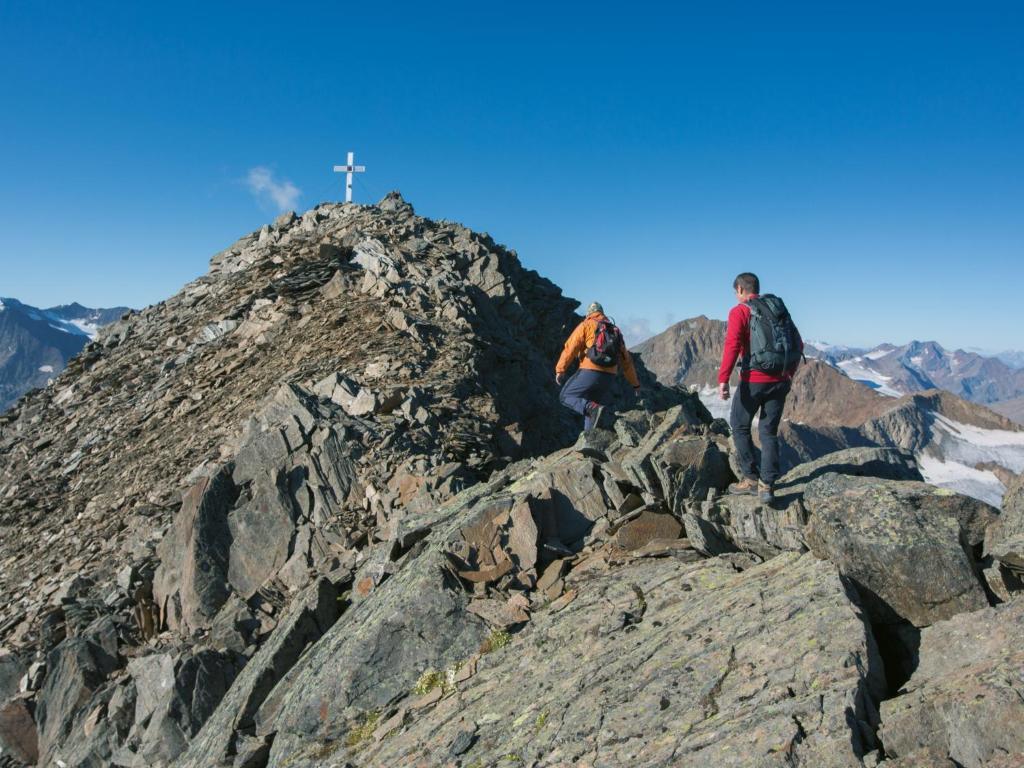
[560,369,616,430]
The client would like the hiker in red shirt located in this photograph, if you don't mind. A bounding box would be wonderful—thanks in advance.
[556,302,640,432]
[718,273,803,503]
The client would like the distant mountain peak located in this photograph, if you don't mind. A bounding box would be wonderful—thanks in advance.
[0,297,131,411]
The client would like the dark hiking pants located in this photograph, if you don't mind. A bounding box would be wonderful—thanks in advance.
[730,380,791,485]
[560,369,615,430]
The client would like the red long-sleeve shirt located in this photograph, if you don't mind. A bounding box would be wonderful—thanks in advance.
[718,297,793,384]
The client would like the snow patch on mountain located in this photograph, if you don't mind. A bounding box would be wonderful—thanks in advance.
[1,297,131,412]
[805,340,856,354]
[929,415,1024,466]
[67,318,102,339]
[917,414,1024,507]
[997,350,1024,369]
[836,359,902,397]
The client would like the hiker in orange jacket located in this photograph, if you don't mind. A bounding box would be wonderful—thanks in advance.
[555,302,640,431]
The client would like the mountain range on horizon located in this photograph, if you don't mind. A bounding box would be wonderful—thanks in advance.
[8,293,1023,421]
[0,298,131,412]
[634,315,1024,425]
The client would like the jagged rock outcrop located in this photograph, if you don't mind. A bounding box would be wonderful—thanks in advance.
[0,195,689,766]
[878,597,1024,766]
[0,194,592,648]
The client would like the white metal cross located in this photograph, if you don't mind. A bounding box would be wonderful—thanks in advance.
[333,151,366,203]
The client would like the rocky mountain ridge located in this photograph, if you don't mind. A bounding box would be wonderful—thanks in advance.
[0,198,1022,767]
[0,299,130,412]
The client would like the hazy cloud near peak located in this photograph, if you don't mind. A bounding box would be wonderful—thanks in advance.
[618,313,677,347]
[246,166,301,212]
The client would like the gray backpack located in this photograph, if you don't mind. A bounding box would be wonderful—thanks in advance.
[745,295,802,375]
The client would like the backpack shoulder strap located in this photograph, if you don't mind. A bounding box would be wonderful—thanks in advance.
[744,297,768,317]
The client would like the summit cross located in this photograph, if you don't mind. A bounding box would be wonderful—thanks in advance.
[332,151,366,203]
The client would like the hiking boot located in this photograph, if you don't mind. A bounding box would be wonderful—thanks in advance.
[758,481,775,504]
[584,401,604,432]
[728,477,758,495]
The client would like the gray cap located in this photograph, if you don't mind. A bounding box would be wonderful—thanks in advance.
[587,301,604,315]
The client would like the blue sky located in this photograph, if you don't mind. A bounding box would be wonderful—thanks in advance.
[1,1,1021,350]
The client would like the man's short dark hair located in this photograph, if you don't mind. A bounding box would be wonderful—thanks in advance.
[733,272,760,294]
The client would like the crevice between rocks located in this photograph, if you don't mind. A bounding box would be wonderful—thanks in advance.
[840,575,924,763]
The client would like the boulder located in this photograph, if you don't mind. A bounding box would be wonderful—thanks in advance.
[650,435,733,514]
[511,452,613,545]
[39,675,137,768]
[683,493,808,559]
[984,471,1024,584]
[312,372,359,412]
[153,466,236,634]
[227,470,298,599]
[879,597,1024,767]
[804,473,992,627]
[619,404,706,496]
[776,446,923,493]
[615,509,683,550]
[91,648,241,765]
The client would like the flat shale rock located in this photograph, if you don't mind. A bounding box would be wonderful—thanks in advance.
[331,553,884,768]
[683,447,924,560]
[879,597,1024,767]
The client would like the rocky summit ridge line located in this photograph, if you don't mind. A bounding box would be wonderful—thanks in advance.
[0,195,1023,768]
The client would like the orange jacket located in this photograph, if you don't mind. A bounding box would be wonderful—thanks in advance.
[555,312,640,388]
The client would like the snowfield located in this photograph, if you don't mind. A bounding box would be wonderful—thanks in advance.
[931,414,1024,457]
[917,454,1006,508]
[837,358,902,397]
